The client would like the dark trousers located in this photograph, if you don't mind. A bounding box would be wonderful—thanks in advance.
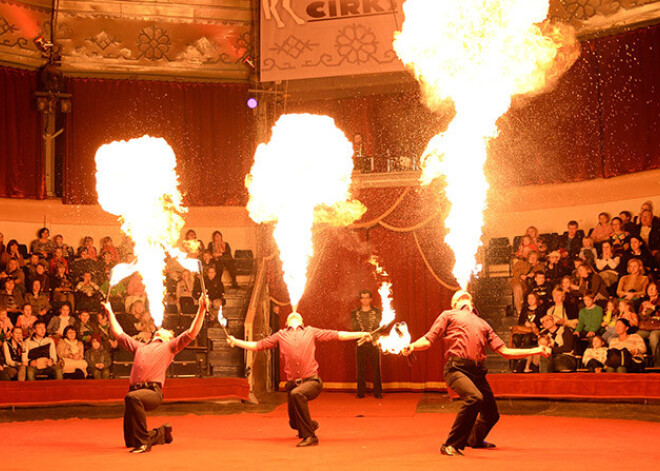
[443,358,499,450]
[285,377,322,439]
[123,386,167,448]
[540,354,577,373]
[356,344,382,397]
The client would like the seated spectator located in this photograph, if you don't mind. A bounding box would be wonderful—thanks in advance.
[511,251,544,315]
[523,334,550,373]
[582,335,608,373]
[16,303,39,338]
[49,247,69,275]
[618,299,639,333]
[632,201,658,225]
[546,288,578,329]
[609,217,629,254]
[579,237,597,268]
[207,231,239,289]
[52,234,74,259]
[576,263,609,302]
[124,273,147,313]
[76,310,94,347]
[47,302,76,339]
[176,269,197,314]
[23,320,63,380]
[545,251,568,286]
[29,261,50,294]
[1,258,26,293]
[2,326,26,381]
[595,241,620,289]
[616,258,650,301]
[99,236,120,264]
[194,265,225,308]
[0,308,13,343]
[80,236,98,260]
[94,311,118,350]
[557,220,583,259]
[601,298,620,344]
[200,250,215,273]
[590,212,613,245]
[182,229,203,259]
[118,235,135,262]
[0,278,25,322]
[559,275,581,319]
[538,314,577,373]
[99,251,116,284]
[513,293,543,347]
[70,247,100,282]
[75,272,102,312]
[515,234,537,260]
[25,279,51,318]
[606,318,646,373]
[25,253,43,281]
[620,236,656,276]
[576,293,604,341]
[57,326,88,379]
[122,300,155,343]
[51,263,75,312]
[29,227,53,259]
[526,226,547,255]
[637,282,660,367]
[0,240,25,272]
[85,334,111,379]
[619,210,636,234]
[529,272,551,310]
[633,209,660,268]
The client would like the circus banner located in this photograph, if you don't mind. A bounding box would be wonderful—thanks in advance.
[260,0,406,81]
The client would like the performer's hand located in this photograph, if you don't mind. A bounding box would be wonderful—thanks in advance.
[227,335,237,347]
[198,293,208,311]
[401,344,414,356]
[540,345,552,357]
[360,333,373,344]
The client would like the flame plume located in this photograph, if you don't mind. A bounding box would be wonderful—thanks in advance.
[96,136,193,327]
[394,0,578,288]
[246,114,365,311]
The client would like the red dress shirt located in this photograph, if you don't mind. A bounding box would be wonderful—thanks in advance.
[256,325,339,381]
[118,332,193,386]
[424,308,504,363]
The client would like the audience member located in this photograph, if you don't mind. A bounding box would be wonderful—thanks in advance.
[546,288,578,329]
[601,298,620,344]
[16,303,39,338]
[618,299,639,332]
[0,308,13,342]
[575,294,604,341]
[25,279,51,317]
[25,253,43,280]
[515,235,537,260]
[590,213,613,245]
[616,258,650,301]
[57,326,88,379]
[511,251,544,315]
[176,269,197,314]
[29,228,53,259]
[30,261,50,293]
[182,229,203,259]
[118,235,135,262]
[619,211,636,234]
[0,278,25,321]
[620,236,656,275]
[526,226,547,255]
[579,237,597,268]
[634,209,660,267]
[513,293,543,347]
[52,234,74,259]
[558,220,583,259]
[94,311,118,350]
[75,272,102,312]
[582,335,608,372]
[194,266,225,307]
[49,247,69,275]
[51,263,75,312]
[77,310,94,347]
[637,282,660,367]
[632,201,657,225]
[81,236,98,260]
[606,318,646,373]
[23,320,62,380]
[124,273,147,312]
[595,241,620,289]
[0,240,25,272]
[609,217,630,254]
[208,231,239,289]
[47,302,76,339]
[545,251,568,286]
[538,314,577,372]
[70,247,100,282]
[99,236,120,264]
[559,276,581,319]
[2,326,26,380]
[576,263,609,302]
[85,335,111,379]
[529,272,551,310]
[1,258,26,293]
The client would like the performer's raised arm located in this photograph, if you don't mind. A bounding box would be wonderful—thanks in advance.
[227,336,259,351]
[338,331,372,342]
[402,336,431,355]
[186,293,207,338]
[102,301,123,338]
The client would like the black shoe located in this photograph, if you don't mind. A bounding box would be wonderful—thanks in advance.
[130,444,151,454]
[356,394,365,399]
[297,436,319,447]
[374,394,383,399]
[440,445,463,456]
[469,441,496,449]
[163,424,173,444]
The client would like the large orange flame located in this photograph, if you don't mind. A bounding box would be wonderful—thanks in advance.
[246,114,365,311]
[394,0,578,288]
[96,136,192,327]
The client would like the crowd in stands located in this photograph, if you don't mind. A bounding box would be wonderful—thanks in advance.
[509,201,660,373]
[0,228,239,381]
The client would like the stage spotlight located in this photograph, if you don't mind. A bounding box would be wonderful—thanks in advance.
[247,98,258,109]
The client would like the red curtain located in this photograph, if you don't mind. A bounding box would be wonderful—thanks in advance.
[64,78,255,206]
[266,186,454,388]
[0,66,45,199]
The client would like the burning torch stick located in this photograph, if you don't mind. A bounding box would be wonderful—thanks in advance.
[197,260,229,337]
[357,319,396,346]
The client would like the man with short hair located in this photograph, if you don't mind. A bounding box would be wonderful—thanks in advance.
[634,209,660,266]
[402,291,550,456]
[351,289,383,399]
[228,312,371,447]
[558,220,583,258]
[23,320,62,380]
[104,294,207,454]
[538,315,577,373]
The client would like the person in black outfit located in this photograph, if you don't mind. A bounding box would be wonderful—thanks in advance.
[403,291,549,456]
[350,289,383,399]
[557,220,584,259]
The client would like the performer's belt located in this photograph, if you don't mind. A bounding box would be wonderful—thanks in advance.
[129,381,162,392]
[446,356,485,368]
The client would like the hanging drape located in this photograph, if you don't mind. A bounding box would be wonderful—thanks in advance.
[0,66,45,199]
